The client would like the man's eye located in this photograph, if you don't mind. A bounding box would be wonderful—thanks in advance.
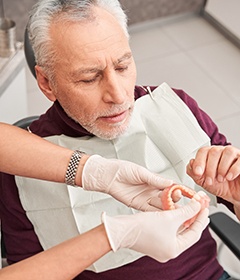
[116,66,128,72]
[82,78,96,84]
[80,75,100,84]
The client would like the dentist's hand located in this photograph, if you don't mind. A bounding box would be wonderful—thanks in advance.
[102,199,209,263]
[82,155,175,211]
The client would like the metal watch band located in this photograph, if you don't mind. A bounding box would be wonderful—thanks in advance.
[65,150,85,187]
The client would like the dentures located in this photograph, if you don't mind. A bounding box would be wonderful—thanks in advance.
[161,184,210,227]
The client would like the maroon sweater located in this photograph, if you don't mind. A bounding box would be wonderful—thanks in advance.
[0,86,233,279]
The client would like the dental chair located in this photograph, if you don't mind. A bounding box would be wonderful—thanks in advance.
[13,115,39,129]
[210,211,240,260]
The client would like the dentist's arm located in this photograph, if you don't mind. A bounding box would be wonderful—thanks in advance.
[0,122,81,182]
[0,199,209,280]
[0,224,109,280]
[0,123,175,212]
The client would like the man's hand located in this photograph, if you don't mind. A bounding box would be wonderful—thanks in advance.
[102,198,209,263]
[82,155,178,211]
[186,145,240,206]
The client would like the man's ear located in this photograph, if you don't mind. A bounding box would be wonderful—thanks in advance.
[35,65,57,102]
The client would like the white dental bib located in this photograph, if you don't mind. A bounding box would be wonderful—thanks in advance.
[15,83,216,272]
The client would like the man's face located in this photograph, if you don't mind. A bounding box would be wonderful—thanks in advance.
[39,7,136,140]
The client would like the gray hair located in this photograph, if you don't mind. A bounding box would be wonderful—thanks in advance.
[27,0,129,79]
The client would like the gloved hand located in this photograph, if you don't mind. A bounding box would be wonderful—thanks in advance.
[102,198,209,263]
[82,155,175,211]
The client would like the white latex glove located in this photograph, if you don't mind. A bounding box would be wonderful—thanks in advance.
[102,199,209,263]
[82,155,174,211]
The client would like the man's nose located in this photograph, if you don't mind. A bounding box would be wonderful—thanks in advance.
[102,72,126,104]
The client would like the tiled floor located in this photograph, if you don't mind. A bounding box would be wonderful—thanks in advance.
[25,12,240,277]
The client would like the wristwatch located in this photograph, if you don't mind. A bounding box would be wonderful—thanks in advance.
[65,150,85,187]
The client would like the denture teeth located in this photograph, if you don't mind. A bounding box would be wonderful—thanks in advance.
[161,184,210,228]
[161,184,196,210]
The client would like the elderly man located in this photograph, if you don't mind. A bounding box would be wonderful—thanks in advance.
[0,0,239,279]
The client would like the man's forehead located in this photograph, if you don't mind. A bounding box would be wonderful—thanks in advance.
[69,51,132,76]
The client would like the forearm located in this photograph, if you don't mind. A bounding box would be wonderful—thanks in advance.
[0,123,89,185]
[0,224,111,280]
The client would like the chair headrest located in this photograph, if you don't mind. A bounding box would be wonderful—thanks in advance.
[24,28,36,78]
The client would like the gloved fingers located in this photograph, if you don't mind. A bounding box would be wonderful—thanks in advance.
[191,208,210,231]
[171,189,182,202]
[143,202,164,212]
[177,208,209,251]
[131,188,182,212]
[129,189,165,211]
[173,199,202,227]
[146,196,164,211]
[137,168,173,188]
